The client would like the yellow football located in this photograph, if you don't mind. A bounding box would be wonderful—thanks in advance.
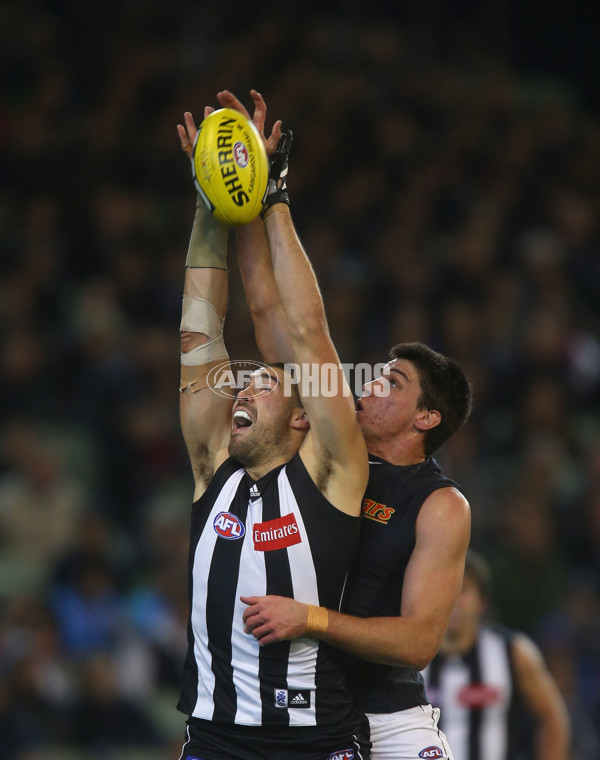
[192,108,269,225]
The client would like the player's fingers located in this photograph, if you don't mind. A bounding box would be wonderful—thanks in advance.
[204,105,215,119]
[177,123,193,155]
[257,631,278,646]
[183,111,198,143]
[242,606,261,625]
[217,90,251,120]
[249,89,266,131]
[265,119,283,155]
[240,595,259,606]
[244,614,266,634]
[250,622,274,641]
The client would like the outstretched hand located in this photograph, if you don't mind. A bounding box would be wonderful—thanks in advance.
[176,107,214,160]
[217,90,281,156]
[217,89,282,156]
[241,595,308,646]
[177,90,282,160]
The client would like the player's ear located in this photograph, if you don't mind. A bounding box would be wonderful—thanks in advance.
[414,409,441,431]
[290,408,309,431]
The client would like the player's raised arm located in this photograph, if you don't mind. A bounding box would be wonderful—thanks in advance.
[262,140,368,514]
[217,89,368,514]
[236,218,294,364]
[217,89,294,364]
[177,111,233,501]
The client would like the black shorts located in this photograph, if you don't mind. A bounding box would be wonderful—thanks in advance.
[179,714,371,760]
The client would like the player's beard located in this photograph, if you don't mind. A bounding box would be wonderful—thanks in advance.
[228,409,292,468]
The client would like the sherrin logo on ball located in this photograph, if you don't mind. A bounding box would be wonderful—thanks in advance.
[192,108,269,225]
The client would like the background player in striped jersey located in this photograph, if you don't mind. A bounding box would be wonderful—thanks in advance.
[174,99,371,759]
[220,89,472,759]
[423,551,570,760]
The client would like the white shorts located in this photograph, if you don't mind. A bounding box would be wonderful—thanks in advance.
[367,704,454,760]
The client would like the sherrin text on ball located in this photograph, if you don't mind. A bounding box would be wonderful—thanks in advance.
[192,108,269,225]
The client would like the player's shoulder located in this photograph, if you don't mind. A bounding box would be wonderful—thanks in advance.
[416,486,471,548]
[508,629,548,678]
[421,483,470,515]
[481,621,518,646]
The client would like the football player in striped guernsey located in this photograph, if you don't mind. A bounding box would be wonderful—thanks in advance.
[423,551,570,760]
[174,98,371,759]
[222,89,473,760]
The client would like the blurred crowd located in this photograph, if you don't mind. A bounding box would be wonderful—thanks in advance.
[1,1,599,758]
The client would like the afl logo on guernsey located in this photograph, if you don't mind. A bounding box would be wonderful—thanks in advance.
[213,512,245,540]
[418,748,444,759]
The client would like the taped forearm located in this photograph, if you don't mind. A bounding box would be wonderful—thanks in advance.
[186,196,229,269]
[179,295,229,392]
[180,201,230,392]
[180,295,227,364]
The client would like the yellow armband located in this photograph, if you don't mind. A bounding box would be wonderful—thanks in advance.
[305,605,329,637]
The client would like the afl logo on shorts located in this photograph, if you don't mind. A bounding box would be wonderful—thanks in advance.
[233,141,249,168]
[328,751,354,760]
[213,512,245,540]
[419,748,444,759]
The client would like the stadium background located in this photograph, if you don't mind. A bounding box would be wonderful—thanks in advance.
[0,1,599,757]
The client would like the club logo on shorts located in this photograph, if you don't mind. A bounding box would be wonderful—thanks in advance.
[213,511,245,540]
[328,750,354,760]
[274,689,311,708]
[419,748,444,759]
[233,141,249,168]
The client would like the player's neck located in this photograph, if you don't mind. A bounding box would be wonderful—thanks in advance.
[245,455,290,481]
[365,435,426,466]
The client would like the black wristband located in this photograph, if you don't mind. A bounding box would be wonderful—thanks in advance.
[261,130,293,218]
[261,188,290,216]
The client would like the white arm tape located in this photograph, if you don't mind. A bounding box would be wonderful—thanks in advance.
[180,295,229,366]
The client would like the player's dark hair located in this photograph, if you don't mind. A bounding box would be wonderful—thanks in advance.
[463,550,492,601]
[389,341,472,455]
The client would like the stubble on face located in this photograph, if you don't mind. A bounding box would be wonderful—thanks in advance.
[228,398,294,468]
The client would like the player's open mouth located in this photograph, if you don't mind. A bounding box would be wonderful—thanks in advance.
[355,399,364,412]
[233,409,254,431]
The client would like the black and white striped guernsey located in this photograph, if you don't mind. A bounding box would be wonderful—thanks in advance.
[177,452,361,727]
[423,624,518,760]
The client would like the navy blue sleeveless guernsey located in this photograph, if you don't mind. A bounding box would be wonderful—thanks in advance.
[341,455,461,713]
[178,453,361,727]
